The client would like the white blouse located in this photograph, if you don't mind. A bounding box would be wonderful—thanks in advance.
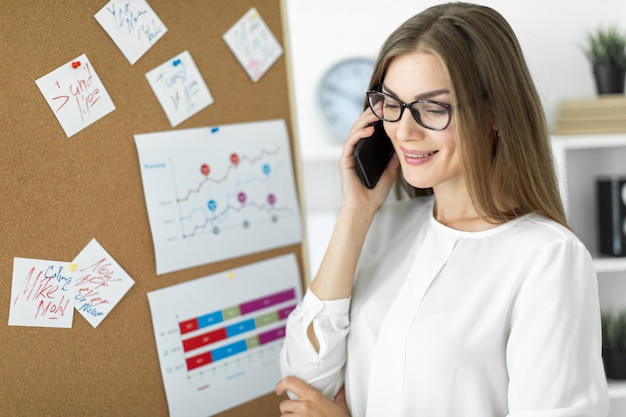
[280,196,609,417]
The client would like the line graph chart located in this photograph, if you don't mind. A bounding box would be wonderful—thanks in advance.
[134,119,302,275]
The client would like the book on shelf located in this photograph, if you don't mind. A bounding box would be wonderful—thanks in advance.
[554,95,626,135]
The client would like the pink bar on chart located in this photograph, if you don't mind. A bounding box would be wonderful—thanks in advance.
[239,288,296,315]
[258,325,286,345]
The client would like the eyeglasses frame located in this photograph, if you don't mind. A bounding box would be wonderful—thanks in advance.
[366,90,453,131]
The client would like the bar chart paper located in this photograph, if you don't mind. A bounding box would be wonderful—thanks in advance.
[147,254,302,417]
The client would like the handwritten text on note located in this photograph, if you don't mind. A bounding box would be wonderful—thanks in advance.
[223,8,283,83]
[72,239,135,328]
[9,258,75,328]
[35,54,116,138]
[95,0,167,65]
[145,50,214,127]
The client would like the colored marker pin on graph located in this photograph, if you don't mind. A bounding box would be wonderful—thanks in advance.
[267,193,276,207]
[238,192,247,204]
[230,153,240,166]
[172,59,181,67]
[71,61,81,69]
[69,263,77,271]
[201,163,210,176]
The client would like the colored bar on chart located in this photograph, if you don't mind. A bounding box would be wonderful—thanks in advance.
[186,351,213,371]
[255,311,279,327]
[239,288,296,315]
[179,318,199,335]
[259,325,286,345]
[211,340,248,362]
[278,304,296,320]
[178,288,296,335]
[246,335,260,349]
[222,305,241,321]
[185,325,289,371]
[198,310,224,328]
[183,327,228,352]
[226,318,256,338]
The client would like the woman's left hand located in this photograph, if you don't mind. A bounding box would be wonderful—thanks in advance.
[276,376,350,417]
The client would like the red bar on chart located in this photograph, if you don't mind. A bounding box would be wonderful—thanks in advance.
[179,318,199,335]
[183,327,228,352]
[186,351,213,371]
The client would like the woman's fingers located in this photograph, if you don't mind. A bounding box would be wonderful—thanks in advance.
[276,375,317,399]
[276,376,350,417]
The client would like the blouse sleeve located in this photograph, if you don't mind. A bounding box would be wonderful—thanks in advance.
[506,237,610,416]
[279,288,351,400]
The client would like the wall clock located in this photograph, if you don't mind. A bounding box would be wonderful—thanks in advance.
[319,57,375,142]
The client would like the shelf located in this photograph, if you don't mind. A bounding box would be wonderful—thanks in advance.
[552,133,626,150]
[594,258,626,274]
[609,379,626,399]
[551,134,626,265]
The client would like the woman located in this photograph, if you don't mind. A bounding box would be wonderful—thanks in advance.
[276,2,609,416]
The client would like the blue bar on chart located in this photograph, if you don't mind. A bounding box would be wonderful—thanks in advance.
[179,287,296,335]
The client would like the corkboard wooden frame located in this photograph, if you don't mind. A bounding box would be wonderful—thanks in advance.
[0,1,307,416]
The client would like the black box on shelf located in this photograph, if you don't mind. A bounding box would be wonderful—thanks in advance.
[597,177,626,257]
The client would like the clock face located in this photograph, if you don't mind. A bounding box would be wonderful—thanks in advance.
[319,58,375,141]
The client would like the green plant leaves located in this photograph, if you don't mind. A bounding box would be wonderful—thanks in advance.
[602,310,626,353]
[584,26,626,68]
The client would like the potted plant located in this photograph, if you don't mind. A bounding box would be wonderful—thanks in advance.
[583,25,626,95]
[602,310,626,379]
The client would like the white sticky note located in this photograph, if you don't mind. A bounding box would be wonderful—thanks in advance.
[145,50,214,127]
[94,0,167,65]
[9,258,75,328]
[223,8,283,82]
[72,239,135,328]
[35,54,116,138]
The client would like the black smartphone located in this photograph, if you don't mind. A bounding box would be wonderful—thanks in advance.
[353,121,394,189]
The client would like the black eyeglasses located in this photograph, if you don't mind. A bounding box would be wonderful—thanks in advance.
[366,91,453,131]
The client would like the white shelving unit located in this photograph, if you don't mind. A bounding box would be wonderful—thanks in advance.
[552,133,626,414]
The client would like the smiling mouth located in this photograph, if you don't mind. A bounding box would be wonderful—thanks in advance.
[405,150,438,159]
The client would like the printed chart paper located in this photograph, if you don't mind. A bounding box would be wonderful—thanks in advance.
[72,239,135,328]
[147,254,302,417]
[145,50,213,127]
[35,54,116,138]
[9,258,75,328]
[134,119,302,275]
[223,8,283,82]
[95,0,167,65]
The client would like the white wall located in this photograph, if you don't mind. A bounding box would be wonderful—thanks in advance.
[283,0,626,276]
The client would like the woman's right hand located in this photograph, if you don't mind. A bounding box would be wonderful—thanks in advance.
[276,376,350,417]
[339,109,400,214]
[308,110,399,301]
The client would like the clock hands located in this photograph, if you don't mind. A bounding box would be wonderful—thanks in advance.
[324,83,364,107]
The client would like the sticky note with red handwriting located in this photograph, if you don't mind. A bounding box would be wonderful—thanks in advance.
[94,0,167,65]
[71,238,135,328]
[35,54,116,138]
[223,8,283,83]
[9,258,76,328]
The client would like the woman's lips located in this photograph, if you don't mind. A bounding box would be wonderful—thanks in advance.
[403,149,438,165]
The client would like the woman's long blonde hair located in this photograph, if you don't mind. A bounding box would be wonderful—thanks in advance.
[368,2,567,227]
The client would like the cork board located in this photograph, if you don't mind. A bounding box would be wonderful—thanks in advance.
[0,1,305,416]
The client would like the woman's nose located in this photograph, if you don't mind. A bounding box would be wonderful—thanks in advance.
[395,108,426,141]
